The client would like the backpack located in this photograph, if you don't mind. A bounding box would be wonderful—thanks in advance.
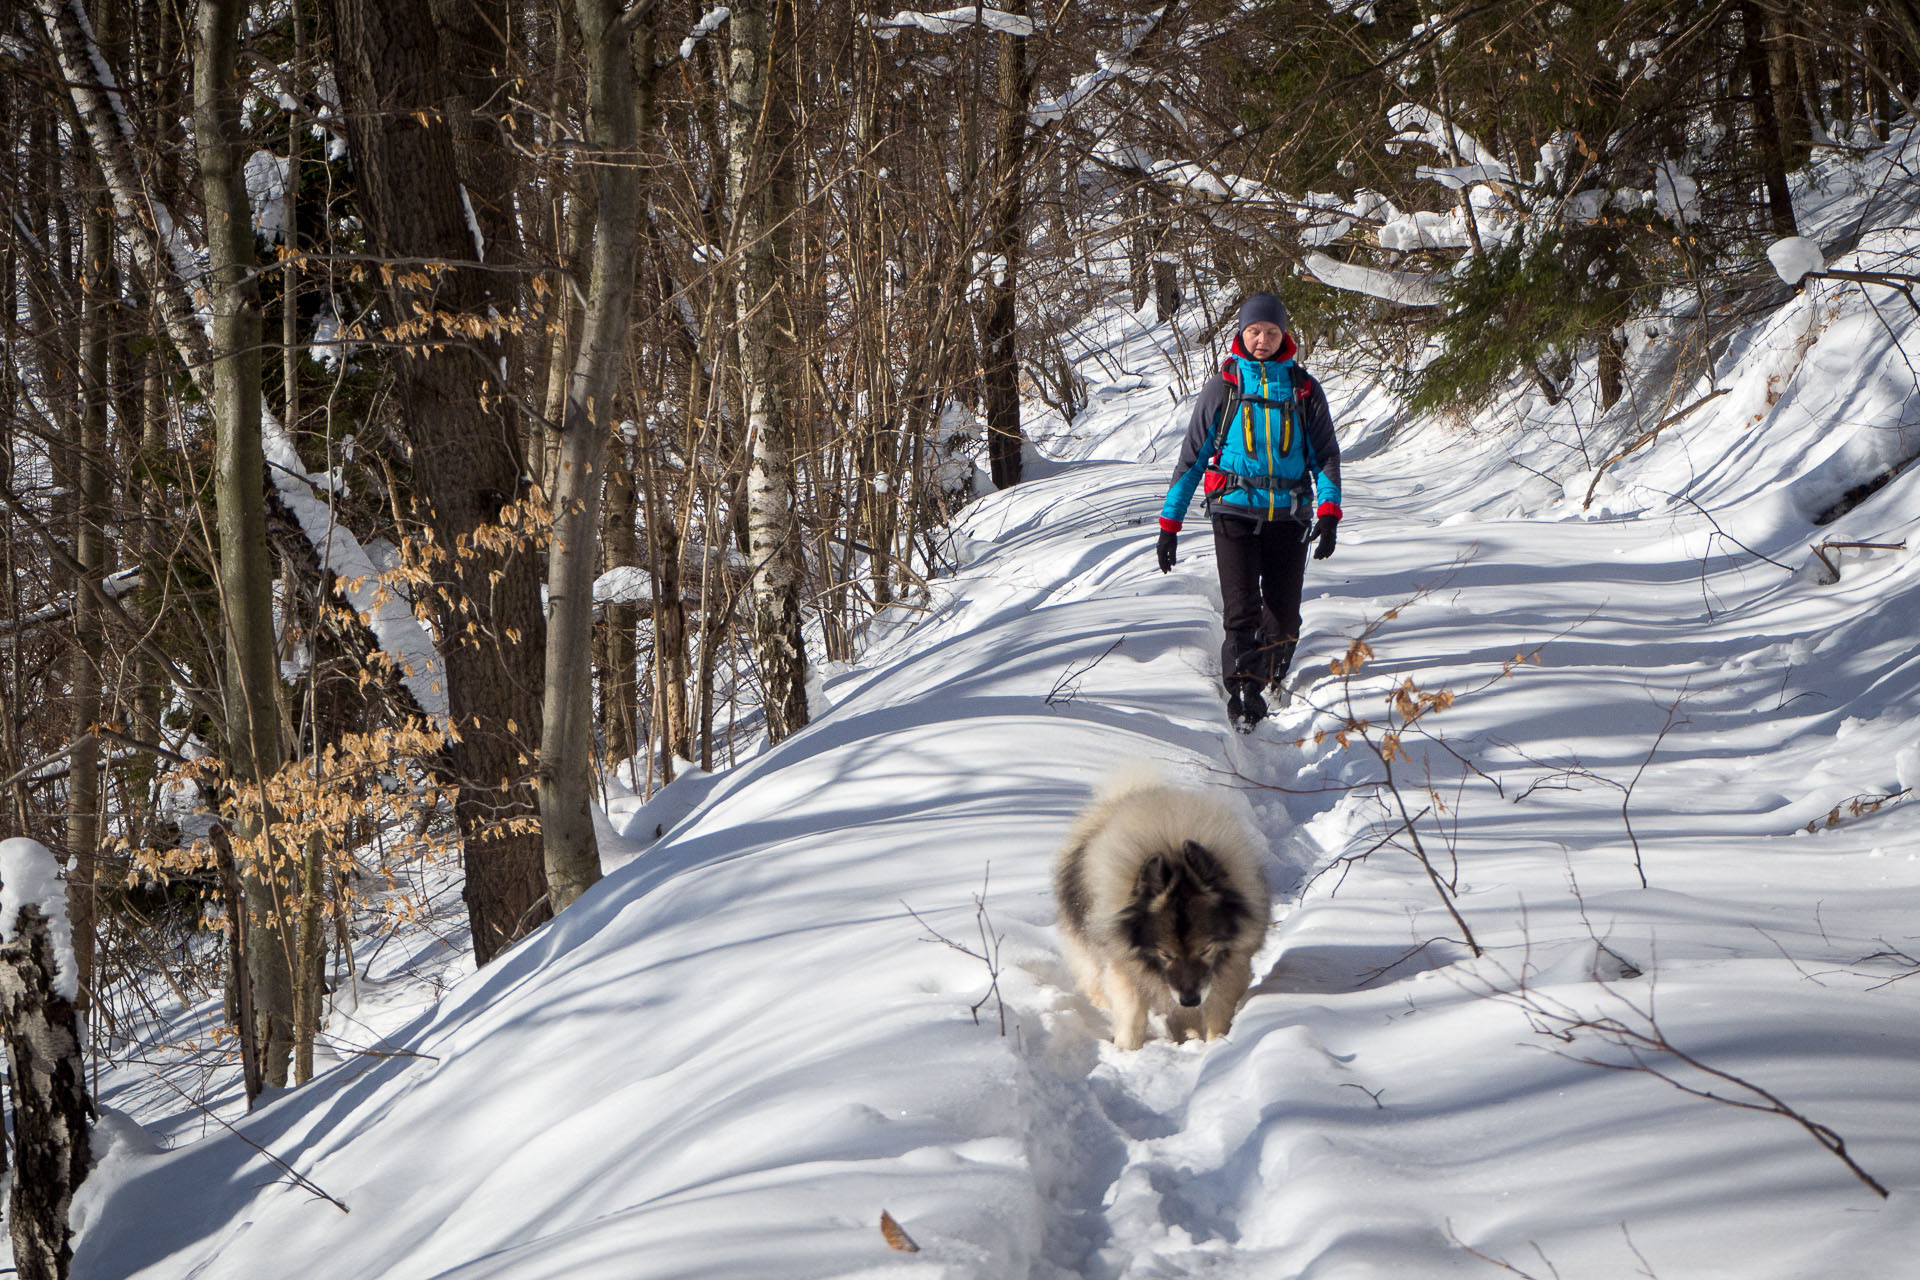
[1202,363,1313,521]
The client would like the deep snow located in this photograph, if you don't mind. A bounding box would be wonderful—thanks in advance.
[54,130,1920,1278]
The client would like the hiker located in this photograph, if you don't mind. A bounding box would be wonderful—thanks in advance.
[1154,291,1342,732]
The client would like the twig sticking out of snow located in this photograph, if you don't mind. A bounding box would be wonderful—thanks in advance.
[901,866,1008,1034]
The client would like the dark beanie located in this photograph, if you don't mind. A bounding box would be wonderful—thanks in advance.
[1237,291,1290,333]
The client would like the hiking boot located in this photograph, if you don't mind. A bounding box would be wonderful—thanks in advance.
[1228,686,1267,734]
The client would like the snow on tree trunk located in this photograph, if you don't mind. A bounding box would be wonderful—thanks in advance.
[0,839,92,1280]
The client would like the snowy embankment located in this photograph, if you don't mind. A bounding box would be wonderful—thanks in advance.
[74,148,1920,1277]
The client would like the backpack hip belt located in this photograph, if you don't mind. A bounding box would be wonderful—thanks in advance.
[1203,472,1310,513]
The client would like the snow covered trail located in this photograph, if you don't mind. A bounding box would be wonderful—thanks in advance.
[73,369,1337,1279]
[72,268,1920,1279]
[1003,328,1920,1277]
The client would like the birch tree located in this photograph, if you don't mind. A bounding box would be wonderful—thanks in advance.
[0,841,91,1280]
[728,0,811,744]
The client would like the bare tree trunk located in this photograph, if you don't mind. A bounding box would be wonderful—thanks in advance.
[195,0,296,1091]
[728,0,811,743]
[1739,2,1800,239]
[326,0,552,963]
[539,1,650,910]
[1598,331,1626,411]
[979,0,1032,490]
[599,442,640,769]
[35,0,209,372]
[282,0,327,1088]
[63,197,111,1014]
[0,843,91,1280]
[1764,9,1812,168]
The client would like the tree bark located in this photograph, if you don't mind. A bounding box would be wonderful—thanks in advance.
[195,0,296,1091]
[538,0,651,910]
[728,0,811,743]
[979,1,1033,490]
[599,443,640,769]
[0,875,92,1280]
[63,197,111,1013]
[1763,9,1812,168]
[1739,2,1800,239]
[326,0,551,962]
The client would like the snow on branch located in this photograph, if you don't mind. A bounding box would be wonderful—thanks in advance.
[1768,237,1825,287]
[1030,6,1166,127]
[1387,103,1505,172]
[1303,252,1444,308]
[679,7,730,59]
[862,6,1038,39]
[1095,143,1284,208]
[261,426,450,719]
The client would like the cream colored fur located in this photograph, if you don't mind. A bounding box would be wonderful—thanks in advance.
[1053,769,1271,1049]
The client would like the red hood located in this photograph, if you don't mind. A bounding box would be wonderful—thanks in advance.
[1223,331,1298,381]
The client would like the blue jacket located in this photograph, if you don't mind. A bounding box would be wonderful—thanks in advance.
[1160,333,1342,531]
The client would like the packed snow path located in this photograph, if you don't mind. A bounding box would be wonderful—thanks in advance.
[997,413,1920,1277]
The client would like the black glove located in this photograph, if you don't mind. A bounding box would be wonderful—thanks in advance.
[1156,528,1178,573]
[1312,516,1338,561]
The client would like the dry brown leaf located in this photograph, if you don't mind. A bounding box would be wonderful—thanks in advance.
[879,1210,920,1253]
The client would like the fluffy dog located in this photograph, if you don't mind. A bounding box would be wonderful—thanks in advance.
[1053,771,1271,1049]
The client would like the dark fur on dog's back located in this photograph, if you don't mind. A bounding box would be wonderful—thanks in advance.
[1053,771,1270,1049]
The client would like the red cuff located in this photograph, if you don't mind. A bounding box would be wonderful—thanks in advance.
[1159,517,1182,533]
[1316,502,1342,521]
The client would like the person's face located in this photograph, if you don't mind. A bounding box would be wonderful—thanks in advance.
[1241,322,1285,359]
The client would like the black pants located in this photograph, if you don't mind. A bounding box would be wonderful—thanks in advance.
[1213,514,1309,693]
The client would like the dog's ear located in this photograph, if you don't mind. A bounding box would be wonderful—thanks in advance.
[1182,840,1224,887]
[1136,853,1174,898]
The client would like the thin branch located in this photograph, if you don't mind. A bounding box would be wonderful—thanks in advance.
[143,1072,351,1212]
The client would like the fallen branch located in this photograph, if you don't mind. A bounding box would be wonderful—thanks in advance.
[1481,960,1889,1200]
[143,1070,350,1212]
[1809,538,1908,584]
[1583,389,1731,510]
[1046,636,1124,708]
